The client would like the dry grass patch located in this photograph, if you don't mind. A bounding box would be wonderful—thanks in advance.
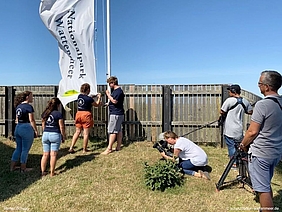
[0,137,281,212]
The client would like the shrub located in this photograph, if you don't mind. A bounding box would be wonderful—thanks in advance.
[144,159,184,191]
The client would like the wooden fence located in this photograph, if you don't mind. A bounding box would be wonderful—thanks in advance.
[0,84,261,145]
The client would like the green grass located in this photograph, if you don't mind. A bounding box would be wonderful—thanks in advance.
[0,137,281,212]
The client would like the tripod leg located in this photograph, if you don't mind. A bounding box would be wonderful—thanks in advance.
[216,156,236,191]
[240,159,252,190]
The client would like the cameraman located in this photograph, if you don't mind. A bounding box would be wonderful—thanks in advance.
[219,84,252,168]
[161,131,211,180]
[153,132,174,159]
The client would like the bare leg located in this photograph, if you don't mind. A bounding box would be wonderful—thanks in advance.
[69,127,82,151]
[82,128,90,153]
[116,131,123,151]
[50,151,58,176]
[259,192,274,212]
[101,133,117,155]
[41,152,50,175]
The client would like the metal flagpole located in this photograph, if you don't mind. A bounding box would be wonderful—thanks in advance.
[106,0,111,84]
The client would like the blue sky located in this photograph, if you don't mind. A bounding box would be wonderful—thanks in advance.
[0,1,282,97]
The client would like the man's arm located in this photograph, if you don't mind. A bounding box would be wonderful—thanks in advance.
[240,120,260,152]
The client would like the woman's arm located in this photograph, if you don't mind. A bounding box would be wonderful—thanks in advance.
[92,93,102,107]
[59,119,66,142]
[29,113,38,138]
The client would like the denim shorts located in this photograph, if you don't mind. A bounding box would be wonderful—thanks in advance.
[42,132,62,152]
[248,155,280,192]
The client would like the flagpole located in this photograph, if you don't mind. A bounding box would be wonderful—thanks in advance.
[106,0,111,82]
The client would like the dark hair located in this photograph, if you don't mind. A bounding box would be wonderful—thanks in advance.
[14,91,32,108]
[41,97,61,122]
[261,70,282,91]
[107,76,118,85]
[80,83,90,93]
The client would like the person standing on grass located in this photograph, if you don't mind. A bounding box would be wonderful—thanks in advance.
[162,131,211,180]
[101,76,125,155]
[69,83,102,153]
[10,91,38,172]
[41,97,66,177]
[219,84,252,168]
[240,70,282,212]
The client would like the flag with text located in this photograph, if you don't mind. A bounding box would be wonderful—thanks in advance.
[39,0,97,108]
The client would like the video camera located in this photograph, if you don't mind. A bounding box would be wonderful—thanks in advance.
[153,140,173,158]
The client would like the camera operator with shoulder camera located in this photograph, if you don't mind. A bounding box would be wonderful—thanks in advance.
[156,131,211,180]
[153,132,174,159]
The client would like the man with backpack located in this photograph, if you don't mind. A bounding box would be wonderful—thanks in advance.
[219,84,253,168]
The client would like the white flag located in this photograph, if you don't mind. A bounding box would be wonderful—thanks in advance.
[39,0,97,108]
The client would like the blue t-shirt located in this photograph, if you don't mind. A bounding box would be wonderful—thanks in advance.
[109,87,125,115]
[16,103,34,123]
[77,94,94,112]
[42,110,63,133]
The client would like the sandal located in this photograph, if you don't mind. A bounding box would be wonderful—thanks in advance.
[68,148,75,154]
[100,148,113,155]
[41,171,48,177]
[82,149,90,153]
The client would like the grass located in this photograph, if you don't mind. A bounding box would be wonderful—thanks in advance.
[0,137,281,212]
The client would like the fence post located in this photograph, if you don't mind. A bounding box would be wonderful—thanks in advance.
[162,85,172,132]
[220,84,230,148]
[5,86,15,139]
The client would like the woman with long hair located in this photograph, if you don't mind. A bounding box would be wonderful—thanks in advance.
[10,91,38,172]
[41,97,66,177]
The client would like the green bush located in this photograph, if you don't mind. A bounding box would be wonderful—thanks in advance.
[144,160,184,191]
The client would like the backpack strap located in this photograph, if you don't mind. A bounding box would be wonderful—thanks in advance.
[265,97,282,110]
[229,97,248,114]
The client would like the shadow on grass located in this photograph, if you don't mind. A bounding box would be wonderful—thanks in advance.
[0,140,42,202]
[0,139,100,202]
[273,161,282,209]
[56,153,98,174]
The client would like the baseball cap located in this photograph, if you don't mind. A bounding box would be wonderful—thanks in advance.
[227,84,241,93]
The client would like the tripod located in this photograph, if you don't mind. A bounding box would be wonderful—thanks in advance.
[216,146,252,192]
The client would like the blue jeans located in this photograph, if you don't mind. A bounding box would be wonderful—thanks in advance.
[11,123,34,164]
[179,159,198,176]
[42,132,62,152]
[224,135,242,158]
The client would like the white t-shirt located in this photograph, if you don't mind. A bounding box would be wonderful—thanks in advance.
[174,137,208,166]
[221,97,252,139]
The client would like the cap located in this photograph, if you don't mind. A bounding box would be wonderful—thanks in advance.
[227,84,241,94]
[158,132,165,141]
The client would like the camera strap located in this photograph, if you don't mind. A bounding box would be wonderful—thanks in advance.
[264,97,282,110]
[228,97,248,114]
